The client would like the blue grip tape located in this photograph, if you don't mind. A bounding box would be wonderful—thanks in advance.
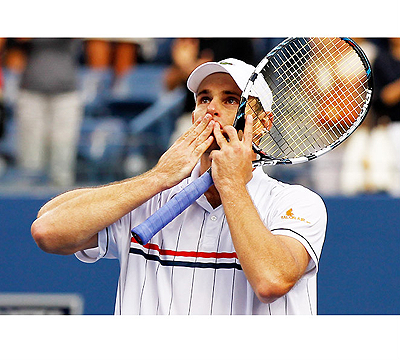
[131,171,213,245]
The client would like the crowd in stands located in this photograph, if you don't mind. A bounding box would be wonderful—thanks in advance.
[0,37,399,197]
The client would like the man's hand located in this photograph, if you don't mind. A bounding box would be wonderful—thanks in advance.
[154,113,215,189]
[209,115,254,192]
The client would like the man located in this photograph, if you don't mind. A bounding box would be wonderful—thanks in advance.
[31,58,327,315]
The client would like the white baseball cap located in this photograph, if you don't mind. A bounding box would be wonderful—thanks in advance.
[187,58,273,112]
[187,58,255,94]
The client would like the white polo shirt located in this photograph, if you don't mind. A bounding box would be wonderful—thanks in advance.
[76,164,327,315]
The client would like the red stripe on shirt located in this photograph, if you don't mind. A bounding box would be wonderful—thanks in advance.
[131,237,238,259]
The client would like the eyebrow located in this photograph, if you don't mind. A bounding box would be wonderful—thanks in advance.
[196,89,209,97]
[197,89,241,97]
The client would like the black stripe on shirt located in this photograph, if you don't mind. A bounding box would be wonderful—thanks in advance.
[129,247,242,270]
[104,227,110,258]
[270,227,319,262]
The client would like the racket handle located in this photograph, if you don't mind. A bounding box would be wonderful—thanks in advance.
[131,171,214,245]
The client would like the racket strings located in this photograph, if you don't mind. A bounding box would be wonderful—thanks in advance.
[311,40,367,110]
[307,39,367,116]
[255,43,321,155]
[249,37,369,159]
[295,42,351,140]
[265,43,327,156]
[273,42,332,150]
[305,41,367,139]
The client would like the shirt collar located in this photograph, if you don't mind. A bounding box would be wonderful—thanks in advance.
[189,163,269,212]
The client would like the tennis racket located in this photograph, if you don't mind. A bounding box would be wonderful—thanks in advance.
[132,37,373,245]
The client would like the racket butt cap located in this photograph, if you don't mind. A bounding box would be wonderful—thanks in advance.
[131,231,144,245]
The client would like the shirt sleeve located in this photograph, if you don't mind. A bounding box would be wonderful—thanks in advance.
[75,227,118,263]
[74,191,166,264]
[267,185,327,278]
[75,215,133,263]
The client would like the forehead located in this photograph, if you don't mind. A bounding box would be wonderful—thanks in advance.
[197,72,241,95]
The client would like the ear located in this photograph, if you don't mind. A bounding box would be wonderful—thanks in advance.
[262,111,274,131]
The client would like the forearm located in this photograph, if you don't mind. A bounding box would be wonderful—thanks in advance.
[32,114,215,255]
[31,169,167,255]
[219,184,306,303]
[37,187,96,218]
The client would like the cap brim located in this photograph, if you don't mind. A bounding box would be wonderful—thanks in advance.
[187,62,229,94]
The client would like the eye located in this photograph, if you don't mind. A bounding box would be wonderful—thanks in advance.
[197,95,211,104]
[226,97,240,105]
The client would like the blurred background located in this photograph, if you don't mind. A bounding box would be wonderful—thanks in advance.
[0,37,399,315]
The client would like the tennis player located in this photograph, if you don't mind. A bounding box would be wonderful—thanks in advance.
[31,58,327,315]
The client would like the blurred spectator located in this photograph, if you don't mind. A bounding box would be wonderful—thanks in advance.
[165,38,256,143]
[0,39,6,138]
[15,38,83,186]
[0,38,6,177]
[373,38,400,125]
[85,39,138,77]
[1,39,27,116]
[2,38,27,73]
[84,38,157,92]
[369,37,400,196]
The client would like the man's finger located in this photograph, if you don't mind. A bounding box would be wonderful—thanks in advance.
[223,125,239,143]
[179,113,212,144]
[213,122,228,146]
[243,114,254,146]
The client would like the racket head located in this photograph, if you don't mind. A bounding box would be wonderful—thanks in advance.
[234,37,374,166]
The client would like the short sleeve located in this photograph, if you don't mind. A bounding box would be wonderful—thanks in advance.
[75,227,117,263]
[268,185,327,278]
[74,195,163,264]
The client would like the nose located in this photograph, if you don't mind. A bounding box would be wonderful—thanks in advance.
[206,98,219,117]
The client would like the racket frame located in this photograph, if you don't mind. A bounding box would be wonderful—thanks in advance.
[234,37,374,167]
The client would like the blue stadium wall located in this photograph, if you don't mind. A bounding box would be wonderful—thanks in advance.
[0,194,399,315]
